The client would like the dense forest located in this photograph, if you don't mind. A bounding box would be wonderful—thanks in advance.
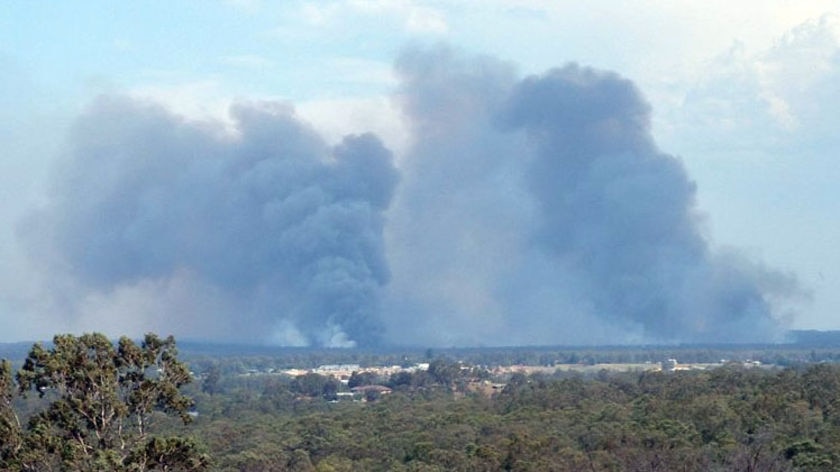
[185,363,840,471]
[5,334,840,471]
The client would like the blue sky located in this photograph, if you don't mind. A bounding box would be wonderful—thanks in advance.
[1,1,838,343]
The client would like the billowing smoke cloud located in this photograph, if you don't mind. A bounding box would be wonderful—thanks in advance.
[18,47,798,347]
[502,65,794,342]
[384,47,797,345]
[20,97,398,347]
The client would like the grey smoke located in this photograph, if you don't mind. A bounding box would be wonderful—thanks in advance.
[21,97,398,346]
[384,47,797,345]
[502,65,790,342]
[19,47,798,346]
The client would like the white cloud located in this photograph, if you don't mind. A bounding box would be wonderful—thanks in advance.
[128,80,239,128]
[297,96,409,157]
[300,3,338,26]
[667,13,840,153]
[405,7,448,34]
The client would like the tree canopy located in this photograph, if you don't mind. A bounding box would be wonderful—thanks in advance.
[0,333,208,471]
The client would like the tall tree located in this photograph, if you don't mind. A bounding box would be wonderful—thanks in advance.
[1,333,208,471]
[0,359,23,468]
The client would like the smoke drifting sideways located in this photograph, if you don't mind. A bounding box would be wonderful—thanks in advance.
[19,97,398,347]
[383,47,799,346]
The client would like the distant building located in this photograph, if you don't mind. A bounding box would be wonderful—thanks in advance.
[350,385,392,396]
[661,358,679,372]
[315,364,361,373]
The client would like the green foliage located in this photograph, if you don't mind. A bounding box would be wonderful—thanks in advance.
[175,362,840,471]
[347,371,377,389]
[0,333,208,472]
[290,373,340,401]
[0,359,23,468]
[14,340,840,470]
[200,365,221,395]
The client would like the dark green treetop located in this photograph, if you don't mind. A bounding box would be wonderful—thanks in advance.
[0,332,208,471]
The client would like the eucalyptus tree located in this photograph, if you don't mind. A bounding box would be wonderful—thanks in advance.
[0,333,208,471]
[0,359,23,468]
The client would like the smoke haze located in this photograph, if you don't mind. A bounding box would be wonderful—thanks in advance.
[16,47,798,346]
[385,47,796,345]
[20,97,398,347]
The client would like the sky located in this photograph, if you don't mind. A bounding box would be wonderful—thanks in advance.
[1,1,838,346]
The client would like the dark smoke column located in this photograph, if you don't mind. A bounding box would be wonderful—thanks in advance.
[21,97,398,347]
[386,47,796,345]
[501,65,789,342]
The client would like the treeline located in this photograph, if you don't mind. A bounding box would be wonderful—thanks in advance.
[7,334,840,471]
[6,339,840,372]
[179,344,840,377]
[182,361,840,471]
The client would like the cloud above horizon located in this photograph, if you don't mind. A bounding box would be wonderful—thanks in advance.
[672,13,840,153]
[14,47,800,346]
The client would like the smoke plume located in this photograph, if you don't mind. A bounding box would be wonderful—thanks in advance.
[384,47,796,345]
[20,97,398,346]
[18,47,798,346]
